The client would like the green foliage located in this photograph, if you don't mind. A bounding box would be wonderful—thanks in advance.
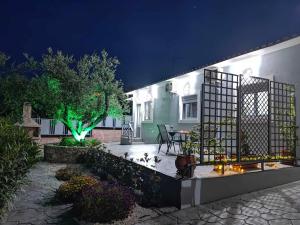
[279,93,298,154]
[26,75,61,118]
[29,48,128,141]
[58,137,101,147]
[0,117,40,215]
[56,176,98,203]
[0,74,30,121]
[55,166,82,181]
[181,124,200,155]
[74,182,135,223]
[0,52,9,67]
[0,49,127,139]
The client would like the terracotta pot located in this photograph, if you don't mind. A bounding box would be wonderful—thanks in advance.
[175,155,196,171]
[175,155,187,170]
[185,155,196,168]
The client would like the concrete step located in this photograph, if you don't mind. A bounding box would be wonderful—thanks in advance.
[132,137,142,142]
[131,142,145,145]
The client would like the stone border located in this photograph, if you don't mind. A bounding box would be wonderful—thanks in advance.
[89,149,182,208]
[44,144,97,163]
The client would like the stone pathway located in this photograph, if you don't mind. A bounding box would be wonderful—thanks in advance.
[1,162,76,225]
[139,180,300,225]
[0,162,165,225]
[4,162,300,225]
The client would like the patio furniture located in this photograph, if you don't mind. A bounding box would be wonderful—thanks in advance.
[170,130,189,151]
[157,124,176,154]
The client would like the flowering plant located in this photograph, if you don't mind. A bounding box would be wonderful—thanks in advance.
[56,176,98,203]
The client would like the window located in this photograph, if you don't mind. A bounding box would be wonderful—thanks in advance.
[182,95,198,119]
[144,101,152,120]
[243,91,268,116]
[243,93,255,116]
[258,92,268,115]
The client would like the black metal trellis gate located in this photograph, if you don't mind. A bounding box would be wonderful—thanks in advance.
[199,69,296,165]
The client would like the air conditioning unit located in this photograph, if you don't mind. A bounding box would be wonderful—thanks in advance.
[165,82,173,93]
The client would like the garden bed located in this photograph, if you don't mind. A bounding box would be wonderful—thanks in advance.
[84,146,182,208]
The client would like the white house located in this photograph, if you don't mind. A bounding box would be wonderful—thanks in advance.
[127,35,300,155]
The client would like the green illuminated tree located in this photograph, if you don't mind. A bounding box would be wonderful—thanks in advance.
[30,48,128,142]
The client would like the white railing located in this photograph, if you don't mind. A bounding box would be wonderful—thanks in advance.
[121,121,134,138]
[34,115,132,136]
[121,121,134,144]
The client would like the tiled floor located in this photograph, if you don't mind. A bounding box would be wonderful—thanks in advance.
[105,142,291,179]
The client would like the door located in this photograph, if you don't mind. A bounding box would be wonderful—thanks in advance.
[135,104,142,138]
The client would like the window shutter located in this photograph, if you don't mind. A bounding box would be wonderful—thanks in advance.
[182,95,197,103]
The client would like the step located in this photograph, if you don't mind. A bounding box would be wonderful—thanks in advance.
[132,137,142,142]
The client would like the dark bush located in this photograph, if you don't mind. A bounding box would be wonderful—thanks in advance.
[59,137,101,147]
[74,182,135,223]
[56,176,98,203]
[55,166,82,181]
[0,117,40,215]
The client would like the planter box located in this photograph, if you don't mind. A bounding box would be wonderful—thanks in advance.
[44,144,95,163]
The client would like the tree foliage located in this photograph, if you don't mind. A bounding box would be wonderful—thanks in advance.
[0,52,9,67]
[0,49,127,141]
[0,74,30,121]
[29,48,128,141]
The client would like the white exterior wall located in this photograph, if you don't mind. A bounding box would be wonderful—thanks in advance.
[218,43,300,157]
[130,70,204,143]
[129,37,300,152]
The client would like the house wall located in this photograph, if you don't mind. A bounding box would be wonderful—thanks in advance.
[221,43,300,156]
[131,70,204,143]
[131,41,300,154]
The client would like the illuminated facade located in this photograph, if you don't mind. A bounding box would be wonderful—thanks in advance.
[127,36,300,145]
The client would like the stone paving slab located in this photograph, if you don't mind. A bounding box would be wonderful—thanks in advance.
[0,162,167,225]
[140,180,300,225]
[0,162,74,225]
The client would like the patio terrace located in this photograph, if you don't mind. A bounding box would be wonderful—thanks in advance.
[105,142,300,208]
[106,142,293,179]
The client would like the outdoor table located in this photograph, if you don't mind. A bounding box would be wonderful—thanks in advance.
[168,130,190,150]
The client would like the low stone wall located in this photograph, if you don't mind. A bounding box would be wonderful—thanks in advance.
[92,128,121,143]
[44,144,91,163]
[87,148,182,208]
[40,129,121,145]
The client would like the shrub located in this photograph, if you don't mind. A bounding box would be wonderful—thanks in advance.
[56,176,98,203]
[0,117,40,215]
[55,166,82,181]
[59,137,101,147]
[74,182,135,223]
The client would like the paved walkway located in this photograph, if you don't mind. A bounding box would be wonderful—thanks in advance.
[139,180,300,225]
[1,162,76,225]
[3,162,300,225]
[0,162,167,225]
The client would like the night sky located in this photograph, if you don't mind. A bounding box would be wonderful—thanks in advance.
[1,0,300,90]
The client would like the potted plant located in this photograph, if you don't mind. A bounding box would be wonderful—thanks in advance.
[175,127,199,177]
[208,137,226,162]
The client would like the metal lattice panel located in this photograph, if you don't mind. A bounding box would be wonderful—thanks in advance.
[239,76,270,161]
[200,70,239,164]
[270,82,296,161]
[200,70,296,165]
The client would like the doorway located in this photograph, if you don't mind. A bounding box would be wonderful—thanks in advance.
[135,104,142,138]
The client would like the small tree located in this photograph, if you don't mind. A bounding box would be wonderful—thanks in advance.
[30,48,128,142]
